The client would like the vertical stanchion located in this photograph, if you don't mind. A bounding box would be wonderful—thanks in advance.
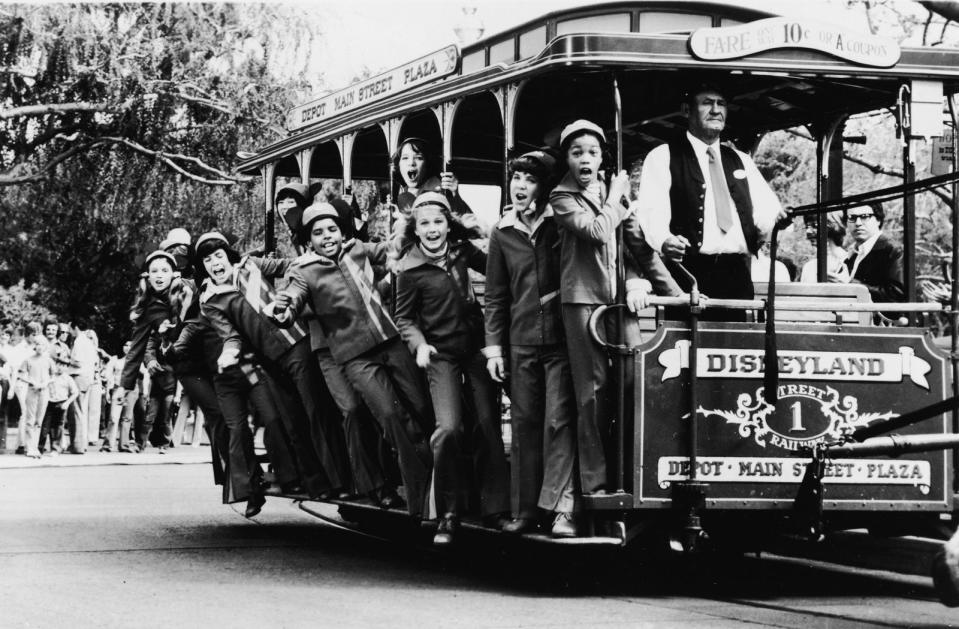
[612,74,626,494]
[816,132,827,282]
[900,85,918,322]
[949,95,959,490]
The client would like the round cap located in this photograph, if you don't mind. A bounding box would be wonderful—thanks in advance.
[194,231,230,251]
[159,228,191,251]
[520,149,557,172]
[143,250,177,270]
[411,191,451,212]
[559,119,606,146]
[301,202,340,227]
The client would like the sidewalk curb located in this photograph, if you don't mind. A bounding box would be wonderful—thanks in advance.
[0,449,212,470]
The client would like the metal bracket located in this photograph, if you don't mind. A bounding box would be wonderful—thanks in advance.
[792,445,826,540]
[670,481,710,553]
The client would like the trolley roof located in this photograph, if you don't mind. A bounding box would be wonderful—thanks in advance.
[236,1,959,175]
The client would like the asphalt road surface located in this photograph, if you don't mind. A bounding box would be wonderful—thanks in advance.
[1,458,957,628]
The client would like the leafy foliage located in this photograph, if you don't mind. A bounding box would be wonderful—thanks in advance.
[0,3,319,351]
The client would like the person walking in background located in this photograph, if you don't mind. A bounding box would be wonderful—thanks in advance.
[102,342,135,452]
[16,335,53,459]
[39,361,79,456]
[83,329,105,447]
[65,321,98,453]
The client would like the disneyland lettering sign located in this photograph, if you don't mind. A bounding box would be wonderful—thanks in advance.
[689,17,901,68]
[286,45,459,132]
[658,342,931,389]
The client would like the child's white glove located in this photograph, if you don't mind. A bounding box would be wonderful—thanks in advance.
[216,349,240,373]
[415,344,436,369]
[486,357,506,383]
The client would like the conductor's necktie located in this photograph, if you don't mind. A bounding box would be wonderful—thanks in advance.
[707,145,734,233]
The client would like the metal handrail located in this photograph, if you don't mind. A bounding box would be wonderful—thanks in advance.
[646,296,943,313]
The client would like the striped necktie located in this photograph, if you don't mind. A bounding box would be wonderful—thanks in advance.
[233,260,306,345]
[340,252,395,342]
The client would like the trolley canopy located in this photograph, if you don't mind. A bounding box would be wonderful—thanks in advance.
[236,4,959,176]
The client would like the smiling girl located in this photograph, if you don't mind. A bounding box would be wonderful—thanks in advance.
[394,192,509,545]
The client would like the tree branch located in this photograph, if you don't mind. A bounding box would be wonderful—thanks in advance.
[155,86,286,137]
[0,141,94,185]
[0,102,116,120]
[96,136,251,185]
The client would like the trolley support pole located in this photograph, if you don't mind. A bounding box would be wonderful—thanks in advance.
[666,261,707,551]
[949,94,959,491]
[612,73,626,493]
[900,85,919,322]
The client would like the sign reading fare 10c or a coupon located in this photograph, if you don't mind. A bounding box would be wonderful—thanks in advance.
[286,45,460,133]
[689,17,901,68]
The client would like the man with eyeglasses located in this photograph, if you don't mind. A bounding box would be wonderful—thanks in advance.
[844,202,905,304]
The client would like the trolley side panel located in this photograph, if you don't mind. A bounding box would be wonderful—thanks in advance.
[634,323,952,511]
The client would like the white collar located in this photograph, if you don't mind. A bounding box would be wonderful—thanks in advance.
[686,131,721,157]
[499,204,554,235]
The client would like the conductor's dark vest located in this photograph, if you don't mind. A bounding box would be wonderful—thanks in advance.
[666,139,760,255]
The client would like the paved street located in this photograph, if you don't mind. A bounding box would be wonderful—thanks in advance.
[1,457,957,629]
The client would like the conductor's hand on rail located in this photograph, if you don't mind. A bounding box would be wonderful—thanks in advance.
[440,172,459,194]
[662,235,690,261]
[486,357,506,383]
[607,170,631,210]
[415,343,437,369]
[775,207,792,230]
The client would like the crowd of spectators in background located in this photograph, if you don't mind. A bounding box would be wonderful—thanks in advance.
[0,319,166,458]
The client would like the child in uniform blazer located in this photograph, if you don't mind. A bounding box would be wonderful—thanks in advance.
[549,120,681,497]
[485,150,579,538]
[394,192,510,545]
[272,204,434,519]
[195,232,350,500]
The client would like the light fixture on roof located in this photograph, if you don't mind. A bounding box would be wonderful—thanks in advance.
[454,7,485,45]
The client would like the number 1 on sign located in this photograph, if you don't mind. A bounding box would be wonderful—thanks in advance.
[789,401,806,432]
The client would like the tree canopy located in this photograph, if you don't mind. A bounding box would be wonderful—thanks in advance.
[0,3,322,350]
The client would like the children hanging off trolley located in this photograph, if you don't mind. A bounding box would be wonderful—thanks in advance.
[392,137,472,217]
[157,244,298,517]
[394,191,510,545]
[194,232,352,501]
[271,203,434,519]
[484,149,581,538]
[549,120,681,502]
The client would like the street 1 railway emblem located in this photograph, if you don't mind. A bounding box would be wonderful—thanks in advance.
[696,384,897,451]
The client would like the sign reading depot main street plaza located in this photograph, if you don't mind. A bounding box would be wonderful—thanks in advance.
[287,45,460,132]
[635,323,951,510]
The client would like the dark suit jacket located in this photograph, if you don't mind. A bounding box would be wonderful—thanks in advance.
[847,233,905,303]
